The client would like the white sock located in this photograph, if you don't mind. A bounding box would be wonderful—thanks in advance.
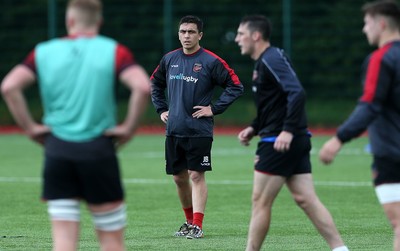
[332,246,349,251]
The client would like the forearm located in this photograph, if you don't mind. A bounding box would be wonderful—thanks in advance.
[150,85,168,114]
[1,64,37,132]
[337,102,377,143]
[122,89,149,133]
[3,90,37,132]
[211,84,243,115]
[250,118,259,136]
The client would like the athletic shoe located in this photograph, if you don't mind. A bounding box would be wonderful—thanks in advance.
[186,225,204,239]
[174,222,192,237]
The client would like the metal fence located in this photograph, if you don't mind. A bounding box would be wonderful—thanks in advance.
[0,0,371,102]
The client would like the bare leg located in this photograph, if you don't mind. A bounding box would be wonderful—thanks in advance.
[246,171,285,251]
[52,220,79,251]
[286,174,345,249]
[189,170,207,214]
[173,170,192,208]
[94,229,125,251]
[88,201,126,251]
[382,202,400,251]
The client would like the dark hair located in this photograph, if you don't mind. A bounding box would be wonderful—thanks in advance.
[362,0,400,29]
[179,15,204,32]
[240,15,272,41]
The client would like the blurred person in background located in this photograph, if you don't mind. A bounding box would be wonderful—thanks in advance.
[151,15,243,239]
[320,1,400,250]
[1,0,151,250]
[235,14,349,251]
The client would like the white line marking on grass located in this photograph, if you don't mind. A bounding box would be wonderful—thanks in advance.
[120,147,370,159]
[311,148,370,155]
[119,148,255,158]
[124,178,169,184]
[314,181,371,187]
[119,151,164,158]
[0,177,371,187]
[0,177,41,182]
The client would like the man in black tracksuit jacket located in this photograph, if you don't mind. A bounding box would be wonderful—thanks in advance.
[320,1,400,250]
[235,15,348,251]
[151,15,243,239]
[151,47,243,138]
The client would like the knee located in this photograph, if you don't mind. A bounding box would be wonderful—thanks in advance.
[173,172,189,187]
[252,191,262,204]
[392,222,400,240]
[388,218,400,232]
[251,191,273,209]
[189,171,204,184]
[382,205,400,233]
[293,194,311,209]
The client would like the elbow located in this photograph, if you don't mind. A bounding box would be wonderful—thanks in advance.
[133,78,151,97]
[238,83,245,96]
[1,79,12,99]
[1,77,22,101]
[139,82,151,99]
[1,65,35,100]
[144,81,152,95]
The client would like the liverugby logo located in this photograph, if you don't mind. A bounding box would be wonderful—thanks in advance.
[193,63,202,72]
[169,73,199,83]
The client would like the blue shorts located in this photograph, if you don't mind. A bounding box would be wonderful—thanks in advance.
[165,136,213,175]
[255,134,312,177]
[42,134,124,204]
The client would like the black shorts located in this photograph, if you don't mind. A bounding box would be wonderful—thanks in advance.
[42,135,124,204]
[165,136,213,175]
[255,135,312,177]
[372,156,400,186]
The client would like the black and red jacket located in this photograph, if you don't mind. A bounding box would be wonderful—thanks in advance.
[337,41,400,161]
[151,47,243,138]
[250,46,308,138]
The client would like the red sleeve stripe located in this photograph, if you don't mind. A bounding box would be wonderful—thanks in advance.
[115,44,136,75]
[150,65,160,80]
[361,44,391,103]
[203,49,241,85]
[150,49,181,80]
[23,50,36,73]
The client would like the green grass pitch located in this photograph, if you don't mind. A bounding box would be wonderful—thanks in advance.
[0,133,392,250]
